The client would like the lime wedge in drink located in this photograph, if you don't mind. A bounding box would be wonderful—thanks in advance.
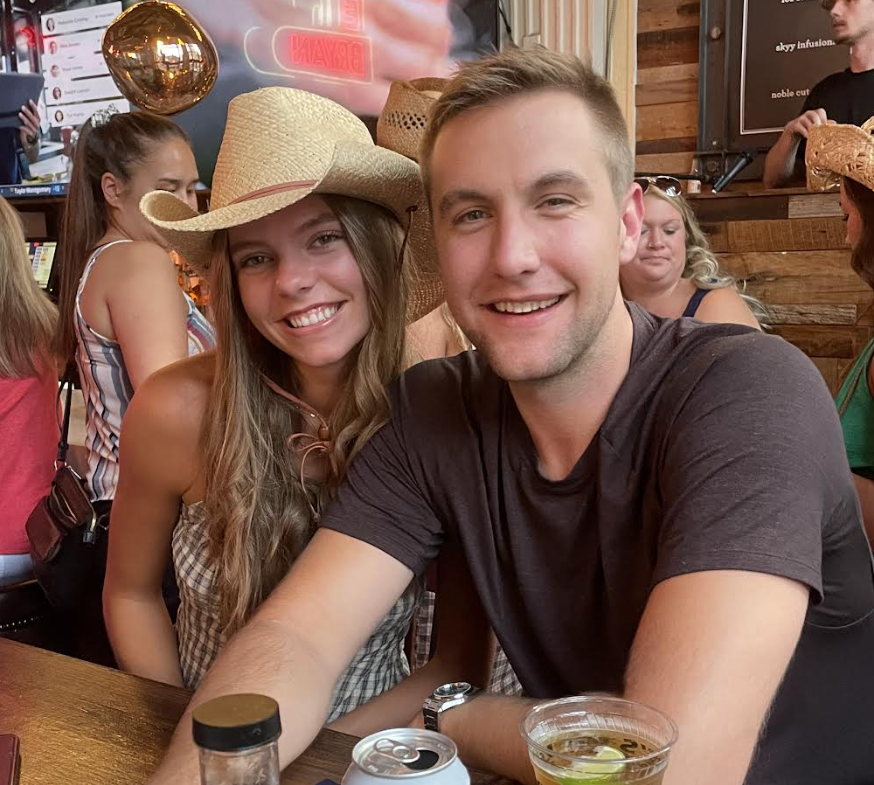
[551,745,626,784]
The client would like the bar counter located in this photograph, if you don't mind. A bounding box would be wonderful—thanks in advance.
[0,638,507,785]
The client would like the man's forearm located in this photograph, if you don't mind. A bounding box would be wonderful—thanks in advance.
[147,617,339,784]
[439,693,537,784]
[762,131,801,189]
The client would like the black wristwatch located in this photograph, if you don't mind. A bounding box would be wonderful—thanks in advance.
[423,682,482,732]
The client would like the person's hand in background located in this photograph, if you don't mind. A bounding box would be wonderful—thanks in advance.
[784,108,829,140]
[18,99,41,163]
[192,0,454,116]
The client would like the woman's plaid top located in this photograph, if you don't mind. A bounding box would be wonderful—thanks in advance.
[172,501,418,721]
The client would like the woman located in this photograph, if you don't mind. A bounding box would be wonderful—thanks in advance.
[808,117,874,542]
[620,179,763,328]
[0,196,57,587]
[53,110,215,510]
[103,88,462,726]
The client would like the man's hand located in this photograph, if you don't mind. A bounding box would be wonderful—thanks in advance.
[763,107,827,187]
[783,108,828,140]
[18,100,41,163]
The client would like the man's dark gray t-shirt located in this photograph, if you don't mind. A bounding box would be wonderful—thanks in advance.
[323,303,874,785]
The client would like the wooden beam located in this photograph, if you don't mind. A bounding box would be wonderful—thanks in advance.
[636,99,698,141]
[638,0,701,34]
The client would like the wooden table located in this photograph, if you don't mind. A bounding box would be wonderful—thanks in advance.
[0,638,500,785]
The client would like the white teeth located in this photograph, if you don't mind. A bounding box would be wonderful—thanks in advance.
[287,304,339,328]
[492,297,560,314]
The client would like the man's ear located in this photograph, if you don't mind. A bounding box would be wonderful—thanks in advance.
[101,172,125,210]
[618,181,644,267]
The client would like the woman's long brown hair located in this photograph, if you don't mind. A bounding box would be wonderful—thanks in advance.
[52,113,190,362]
[844,177,874,290]
[204,195,413,636]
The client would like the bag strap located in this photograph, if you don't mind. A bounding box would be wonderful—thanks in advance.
[55,360,76,469]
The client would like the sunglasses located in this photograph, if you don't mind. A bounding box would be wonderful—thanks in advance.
[634,176,682,197]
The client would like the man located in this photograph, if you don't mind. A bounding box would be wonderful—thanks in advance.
[149,48,874,785]
[764,0,874,188]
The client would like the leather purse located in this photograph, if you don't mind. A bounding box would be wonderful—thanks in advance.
[25,370,108,612]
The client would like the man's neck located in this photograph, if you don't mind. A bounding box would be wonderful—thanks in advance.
[509,296,635,482]
[849,32,874,72]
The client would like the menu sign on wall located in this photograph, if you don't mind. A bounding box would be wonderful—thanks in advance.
[741,0,846,135]
[40,2,128,128]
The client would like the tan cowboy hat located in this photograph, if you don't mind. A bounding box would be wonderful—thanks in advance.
[140,86,442,322]
[806,116,874,192]
[377,77,448,163]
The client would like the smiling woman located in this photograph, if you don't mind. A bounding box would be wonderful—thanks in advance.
[101,87,440,728]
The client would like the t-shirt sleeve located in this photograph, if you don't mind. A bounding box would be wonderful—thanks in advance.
[320,378,446,577]
[654,334,848,601]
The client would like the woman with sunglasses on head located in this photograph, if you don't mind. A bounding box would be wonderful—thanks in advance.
[808,117,874,544]
[620,177,763,328]
[102,88,482,730]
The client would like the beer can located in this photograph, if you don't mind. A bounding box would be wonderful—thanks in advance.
[342,729,469,785]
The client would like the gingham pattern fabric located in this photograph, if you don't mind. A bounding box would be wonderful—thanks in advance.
[172,502,419,720]
[413,590,523,696]
[75,240,215,501]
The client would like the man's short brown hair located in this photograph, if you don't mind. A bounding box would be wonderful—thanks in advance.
[419,46,634,204]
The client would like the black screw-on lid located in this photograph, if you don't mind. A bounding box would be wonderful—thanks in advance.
[192,694,282,752]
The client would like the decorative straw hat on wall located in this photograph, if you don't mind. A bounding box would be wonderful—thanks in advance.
[806,116,874,193]
[140,86,443,322]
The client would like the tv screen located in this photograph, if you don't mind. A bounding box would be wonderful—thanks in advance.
[0,0,499,195]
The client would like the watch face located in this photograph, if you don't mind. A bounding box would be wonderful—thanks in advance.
[435,682,471,700]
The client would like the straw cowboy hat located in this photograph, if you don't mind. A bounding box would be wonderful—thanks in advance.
[140,86,443,322]
[377,77,448,163]
[806,116,874,193]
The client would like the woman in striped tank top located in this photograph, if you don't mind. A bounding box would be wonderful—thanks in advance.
[103,88,455,731]
[52,113,215,662]
[53,112,215,507]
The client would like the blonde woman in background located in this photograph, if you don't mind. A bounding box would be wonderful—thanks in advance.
[621,178,763,328]
[0,196,58,586]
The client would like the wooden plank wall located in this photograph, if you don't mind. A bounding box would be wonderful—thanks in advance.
[635,1,874,394]
[636,0,700,176]
[698,193,874,394]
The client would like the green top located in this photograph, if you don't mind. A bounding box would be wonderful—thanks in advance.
[836,336,874,480]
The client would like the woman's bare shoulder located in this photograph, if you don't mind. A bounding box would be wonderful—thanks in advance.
[128,351,216,437]
[696,287,761,330]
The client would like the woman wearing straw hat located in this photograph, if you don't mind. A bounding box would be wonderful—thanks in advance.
[102,86,468,726]
[807,116,874,542]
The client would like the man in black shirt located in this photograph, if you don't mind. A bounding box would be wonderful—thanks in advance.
[763,0,874,188]
[146,48,874,785]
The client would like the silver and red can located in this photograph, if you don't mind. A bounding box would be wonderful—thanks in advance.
[342,729,469,785]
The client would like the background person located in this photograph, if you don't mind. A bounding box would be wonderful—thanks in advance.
[0,195,57,587]
[51,110,215,663]
[808,115,874,543]
[0,100,41,185]
[620,179,763,328]
[763,0,874,188]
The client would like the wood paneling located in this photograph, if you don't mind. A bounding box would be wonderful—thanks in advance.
[638,0,701,33]
[636,100,699,142]
[635,3,872,393]
[635,0,699,172]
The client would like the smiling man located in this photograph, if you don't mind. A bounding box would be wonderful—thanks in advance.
[764,0,874,188]
[149,48,874,785]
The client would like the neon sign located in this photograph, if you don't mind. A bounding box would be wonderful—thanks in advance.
[243,0,373,84]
